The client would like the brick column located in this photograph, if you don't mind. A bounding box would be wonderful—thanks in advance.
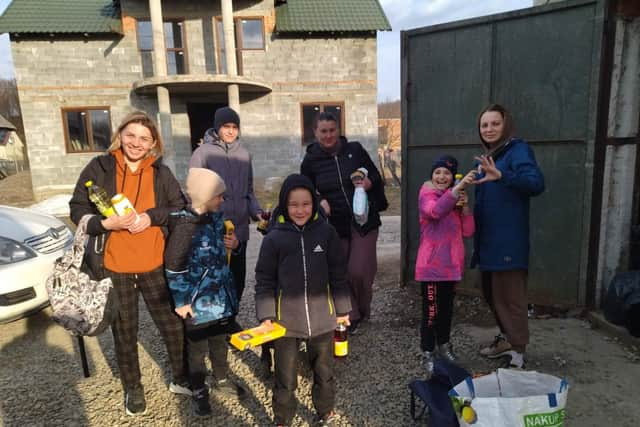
[221,0,240,112]
[149,0,175,171]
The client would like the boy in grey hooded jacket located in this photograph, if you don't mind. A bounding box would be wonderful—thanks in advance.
[189,107,263,304]
[255,174,351,426]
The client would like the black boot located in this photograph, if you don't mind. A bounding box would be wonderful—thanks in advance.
[192,387,211,417]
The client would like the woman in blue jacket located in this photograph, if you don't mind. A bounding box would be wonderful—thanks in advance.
[472,104,544,369]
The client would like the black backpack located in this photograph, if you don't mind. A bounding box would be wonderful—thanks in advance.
[604,271,640,337]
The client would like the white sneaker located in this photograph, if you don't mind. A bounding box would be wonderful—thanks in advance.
[507,351,526,369]
[169,380,192,396]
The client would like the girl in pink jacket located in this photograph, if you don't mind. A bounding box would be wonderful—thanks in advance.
[415,155,475,378]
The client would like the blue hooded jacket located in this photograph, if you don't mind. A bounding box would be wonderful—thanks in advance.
[472,138,544,271]
[165,209,238,327]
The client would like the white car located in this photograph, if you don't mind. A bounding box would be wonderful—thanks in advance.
[0,205,73,322]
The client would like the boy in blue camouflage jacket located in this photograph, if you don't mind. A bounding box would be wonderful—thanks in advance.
[165,168,246,417]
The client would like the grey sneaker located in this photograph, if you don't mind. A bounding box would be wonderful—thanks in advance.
[169,380,192,396]
[124,384,147,416]
[423,351,435,379]
[437,342,458,363]
[479,334,512,358]
[214,378,248,400]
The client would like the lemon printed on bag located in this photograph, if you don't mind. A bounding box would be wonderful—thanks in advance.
[450,396,477,424]
[461,406,477,424]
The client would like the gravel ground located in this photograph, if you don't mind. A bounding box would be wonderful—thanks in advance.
[1,216,639,426]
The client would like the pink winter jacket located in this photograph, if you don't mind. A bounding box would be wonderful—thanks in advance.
[415,182,475,282]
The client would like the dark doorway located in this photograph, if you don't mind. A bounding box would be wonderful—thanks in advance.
[187,103,225,152]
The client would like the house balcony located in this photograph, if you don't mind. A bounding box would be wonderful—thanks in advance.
[132,74,272,97]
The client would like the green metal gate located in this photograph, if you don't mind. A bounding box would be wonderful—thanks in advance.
[401,0,607,305]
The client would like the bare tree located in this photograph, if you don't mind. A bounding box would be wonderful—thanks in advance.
[0,79,24,141]
[378,100,400,119]
[378,118,401,186]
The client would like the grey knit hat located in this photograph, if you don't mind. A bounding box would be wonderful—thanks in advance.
[186,168,226,210]
[213,107,240,133]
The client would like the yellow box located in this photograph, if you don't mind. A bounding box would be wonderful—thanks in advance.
[230,322,287,351]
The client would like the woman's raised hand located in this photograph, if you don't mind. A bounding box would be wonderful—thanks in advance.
[101,211,138,231]
[128,212,152,234]
[473,155,502,184]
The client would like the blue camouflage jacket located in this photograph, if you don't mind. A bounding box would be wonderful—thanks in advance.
[165,209,238,326]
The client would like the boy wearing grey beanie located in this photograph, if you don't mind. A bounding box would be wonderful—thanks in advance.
[189,107,264,308]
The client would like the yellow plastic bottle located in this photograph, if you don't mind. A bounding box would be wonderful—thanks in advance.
[224,220,235,265]
[111,193,137,216]
[257,203,272,234]
[85,180,115,217]
[454,173,465,208]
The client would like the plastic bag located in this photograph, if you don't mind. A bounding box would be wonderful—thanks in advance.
[351,167,369,226]
[353,186,369,226]
[449,369,569,427]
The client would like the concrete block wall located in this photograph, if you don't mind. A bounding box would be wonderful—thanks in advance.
[150,0,380,181]
[240,34,379,181]
[169,100,195,184]
[11,0,380,198]
[11,31,146,199]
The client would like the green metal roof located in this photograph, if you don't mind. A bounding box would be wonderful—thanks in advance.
[0,0,122,35]
[276,0,391,33]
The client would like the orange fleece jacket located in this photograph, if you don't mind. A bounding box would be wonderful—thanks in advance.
[104,150,165,273]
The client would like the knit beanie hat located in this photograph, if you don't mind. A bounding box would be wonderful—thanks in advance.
[431,155,458,177]
[213,107,240,133]
[186,168,226,210]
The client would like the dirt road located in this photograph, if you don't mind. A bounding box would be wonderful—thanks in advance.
[0,216,638,426]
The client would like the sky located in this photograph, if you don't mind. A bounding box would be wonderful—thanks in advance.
[376,0,533,101]
[0,0,11,79]
[0,0,533,91]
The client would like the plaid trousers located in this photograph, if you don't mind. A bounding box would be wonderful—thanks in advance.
[107,267,186,390]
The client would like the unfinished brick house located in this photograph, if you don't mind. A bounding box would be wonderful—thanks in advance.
[0,0,390,199]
